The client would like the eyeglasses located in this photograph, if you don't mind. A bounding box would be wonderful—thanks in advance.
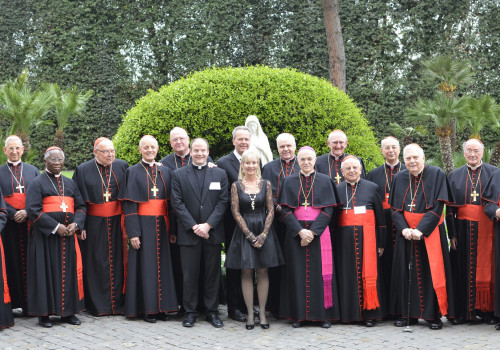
[171,137,187,143]
[48,158,64,163]
[465,149,481,155]
[96,149,115,155]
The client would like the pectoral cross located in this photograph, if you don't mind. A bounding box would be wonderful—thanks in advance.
[103,190,111,202]
[386,193,390,200]
[151,185,159,197]
[16,184,24,193]
[335,172,342,184]
[407,202,416,211]
[60,201,68,212]
[471,190,479,202]
[302,200,310,210]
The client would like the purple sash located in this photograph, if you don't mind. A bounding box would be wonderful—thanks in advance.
[293,206,333,309]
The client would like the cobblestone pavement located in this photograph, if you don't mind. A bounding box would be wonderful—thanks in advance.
[1,307,498,350]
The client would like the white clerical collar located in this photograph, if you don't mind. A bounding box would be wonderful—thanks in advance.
[45,169,61,177]
[330,153,343,161]
[467,161,482,171]
[8,160,22,166]
[346,180,359,186]
[142,159,155,167]
[386,161,399,170]
[282,157,295,163]
[233,150,243,162]
[300,170,315,177]
[193,162,207,170]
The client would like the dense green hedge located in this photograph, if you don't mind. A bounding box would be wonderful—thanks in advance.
[114,66,383,169]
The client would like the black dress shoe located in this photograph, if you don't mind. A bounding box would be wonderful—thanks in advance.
[143,314,156,323]
[292,320,303,328]
[228,309,246,322]
[155,312,171,321]
[260,323,269,329]
[364,319,376,327]
[428,319,443,330]
[206,313,224,328]
[394,318,418,327]
[320,321,331,328]
[495,323,500,330]
[245,323,254,330]
[38,316,52,328]
[253,307,260,320]
[182,314,196,327]
[61,315,81,325]
[449,317,465,325]
[482,313,497,325]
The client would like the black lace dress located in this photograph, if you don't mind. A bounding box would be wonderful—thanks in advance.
[225,179,284,269]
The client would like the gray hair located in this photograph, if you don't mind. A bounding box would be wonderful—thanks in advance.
[381,136,400,148]
[232,126,251,139]
[170,127,189,138]
[139,135,158,148]
[4,135,23,148]
[403,143,424,158]
[44,149,65,160]
[276,133,296,146]
[340,156,361,169]
[327,130,347,142]
[462,139,484,152]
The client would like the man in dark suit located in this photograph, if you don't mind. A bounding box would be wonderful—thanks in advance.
[215,126,250,322]
[171,138,228,328]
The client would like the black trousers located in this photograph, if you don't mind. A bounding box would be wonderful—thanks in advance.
[180,241,221,314]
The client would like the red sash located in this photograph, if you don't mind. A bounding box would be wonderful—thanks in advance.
[137,199,167,216]
[4,193,25,210]
[74,235,84,300]
[404,212,448,316]
[338,209,379,310]
[87,201,122,217]
[293,206,334,309]
[0,237,11,304]
[382,195,391,210]
[42,196,75,214]
[457,204,495,311]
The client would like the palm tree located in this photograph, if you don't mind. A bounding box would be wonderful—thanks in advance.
[406,94,468,174]
[488,102,500,167]
[465,95,499,140]
[0,69,54,154]
[422,56,475,152]
[46,83,92,149]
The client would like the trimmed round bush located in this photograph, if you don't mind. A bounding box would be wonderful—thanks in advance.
[114,66,383,169]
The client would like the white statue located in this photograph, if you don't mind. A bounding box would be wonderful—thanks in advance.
[245,115,273,166]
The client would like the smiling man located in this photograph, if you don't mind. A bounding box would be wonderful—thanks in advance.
[171,138,228,328]
[446,139,498,325]
[26,147,86,328]
[119,135,177,323]
[389,143,455,330]
[72,137,129,316]
[335,156,386,327]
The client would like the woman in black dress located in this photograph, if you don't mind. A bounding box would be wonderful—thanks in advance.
[225,150,283,329]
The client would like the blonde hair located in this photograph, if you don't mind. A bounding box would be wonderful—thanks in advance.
[238,149,261,180]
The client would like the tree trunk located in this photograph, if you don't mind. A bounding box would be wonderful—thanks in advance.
[18,131,30,154]
[322,0,346,91]
[438,134,454,175]
[54,129,64,150]
[489,141,500,167]
[450,117,457,152]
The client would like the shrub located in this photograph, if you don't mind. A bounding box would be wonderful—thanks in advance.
[114,66,383,169]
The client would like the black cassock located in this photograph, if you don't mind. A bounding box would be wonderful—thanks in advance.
[335,179,386,322]
[0,190,14,329]
[0,162,39,310]
[73,158,129,315]
[389,165,455,320]
[119,162,177,317]
[446,163,498,320]
[366,162,405,309]
[316,153,366,185]
[277,171,341,322]
[480,170,500,319]
[26,173,86,317]
[261,157,300,312]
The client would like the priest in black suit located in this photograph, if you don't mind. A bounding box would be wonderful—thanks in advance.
[160,127,213,312]
[366,136,405,311]
[316,129,366,185]
[171,138,228,328]
[215,126,251,322]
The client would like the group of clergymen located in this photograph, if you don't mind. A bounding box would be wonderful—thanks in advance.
[0,126,499,332]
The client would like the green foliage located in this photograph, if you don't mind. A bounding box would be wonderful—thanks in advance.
[115,66,383,170]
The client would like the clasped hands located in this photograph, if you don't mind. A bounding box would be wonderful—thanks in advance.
[13,209,27,223]
[192,223,211,239]
[56,223,78,238]
[299,229,314,246]
[402,228,423,240]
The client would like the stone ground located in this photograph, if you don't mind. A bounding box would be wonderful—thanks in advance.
[0,307,498,350]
